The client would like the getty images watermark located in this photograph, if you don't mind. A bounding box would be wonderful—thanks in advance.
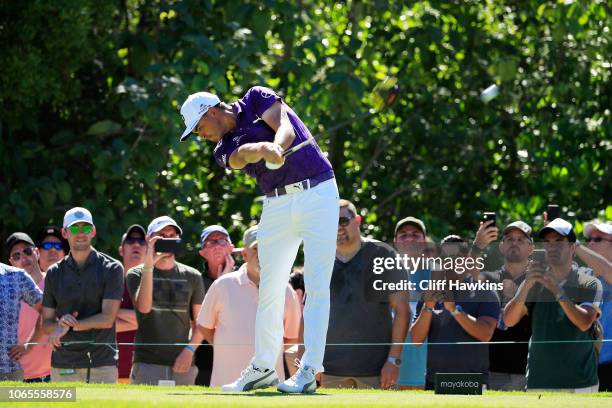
[369,251,503,294]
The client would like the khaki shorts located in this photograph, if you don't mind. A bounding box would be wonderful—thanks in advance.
[51,365,117,384]
[131,362,198,386]
[320,373,381,389]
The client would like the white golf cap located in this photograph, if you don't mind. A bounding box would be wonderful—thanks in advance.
[179,92,221,142]
[147,216,183,235]
[583,222,612,238]
[63,207,94,228]
[538,218,576,242]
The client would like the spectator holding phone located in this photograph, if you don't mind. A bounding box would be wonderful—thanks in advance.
[504,219,602,392]
[127,216,205,385]
[479,221,534,391]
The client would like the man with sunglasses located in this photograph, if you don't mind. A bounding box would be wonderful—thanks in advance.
[1,234,44,381]
[179,87,338,393]
[194,225,235,386]
[36,226,67,273]
[321,199,409,390]
[115,224,146,383]
[41,207,124,383]
[6,232,52,382]
[127,216,205,385]
[582,222,612,391]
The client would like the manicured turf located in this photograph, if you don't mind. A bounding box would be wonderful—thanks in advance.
[0,382,611,407]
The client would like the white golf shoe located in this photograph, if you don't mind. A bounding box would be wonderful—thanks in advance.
[277,363,317,394]
[221,364,279,392]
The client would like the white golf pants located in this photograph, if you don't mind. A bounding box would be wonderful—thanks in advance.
[252,178,339,372]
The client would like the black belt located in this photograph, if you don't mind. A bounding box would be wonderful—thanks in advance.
[266,170,334,198]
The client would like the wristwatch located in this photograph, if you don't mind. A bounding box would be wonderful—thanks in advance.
[387,357,402,368]
[451,305,463,317]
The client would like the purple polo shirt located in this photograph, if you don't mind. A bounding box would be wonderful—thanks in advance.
[213,86,332,194]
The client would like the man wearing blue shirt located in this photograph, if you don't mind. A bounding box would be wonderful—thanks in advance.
[179,86,339,393]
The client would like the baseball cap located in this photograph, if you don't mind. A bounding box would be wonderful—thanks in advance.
[583,222,612,239]
[147,216,183,236]
[6,232,36,254]
[503,221,532,239]
[538,218,576,242]
[243,225,258,249]
[395,216,427,236]
[121,224,146,244]
[63,207,94,228]
[200,225,231,246]
[179,92,221,142]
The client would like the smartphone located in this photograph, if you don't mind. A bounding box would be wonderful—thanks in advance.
[482,212,496,228]
[154,238,182,254]
[547,204,560,221]
[532,249,546,265]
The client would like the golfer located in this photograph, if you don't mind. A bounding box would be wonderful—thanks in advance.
[179,86,339,393]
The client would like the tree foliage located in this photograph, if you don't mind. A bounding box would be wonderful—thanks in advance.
[1,0,609,264]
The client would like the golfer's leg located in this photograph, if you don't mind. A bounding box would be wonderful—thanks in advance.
[298,179,339,371]
[252,195,301,369]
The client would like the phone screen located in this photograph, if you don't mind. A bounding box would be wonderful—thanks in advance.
[154,238,181,254]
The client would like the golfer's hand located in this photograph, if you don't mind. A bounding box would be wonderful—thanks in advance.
[173,348,194,373]
[380,362,399,389]
[260,142,284,165]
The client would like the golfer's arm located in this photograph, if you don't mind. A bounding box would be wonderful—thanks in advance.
[230,143,265,169]
[262,101,295,150]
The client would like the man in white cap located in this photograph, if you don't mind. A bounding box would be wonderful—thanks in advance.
[127,216,205,385]
[179,86,338,393]
[582,221,612,391]
[196,225,301,388]
[194,224,235,386]
[41,207,124,383]
[504,218,602,392]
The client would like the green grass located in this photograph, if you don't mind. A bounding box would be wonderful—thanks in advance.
[0,382,610,407]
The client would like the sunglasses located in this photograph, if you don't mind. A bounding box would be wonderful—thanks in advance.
[338,216,354,227]
[41,242,64,251]
[586,237,612,243]
[202,238,229,248]
[124,237,146,246]
[68,224,93,235]
[10,247,35,261]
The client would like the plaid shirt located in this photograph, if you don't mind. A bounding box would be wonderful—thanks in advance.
[0,263,43,373]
